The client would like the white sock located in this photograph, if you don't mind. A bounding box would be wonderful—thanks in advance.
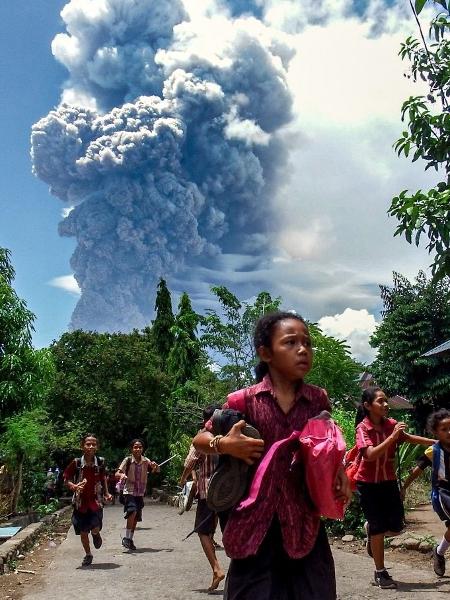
[376,568,386,573]
[125,529,132,539]
[437,537,450,556]
[129,530,134,539]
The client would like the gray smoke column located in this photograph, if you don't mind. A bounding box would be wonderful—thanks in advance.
[31,0,295,331]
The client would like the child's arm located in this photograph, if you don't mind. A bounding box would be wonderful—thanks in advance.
[403,432,436,446]
[179,467,195,487]
[147,458,160,473]
[102,473,112,502]
[400,465,424,500]
[194,421,264,465]
[363,422,406,461]
[115,457,128,480]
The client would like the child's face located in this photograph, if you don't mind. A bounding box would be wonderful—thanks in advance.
[434,418,450,447]
[365,391,389,420]
[132,442,144,457]
[82,436,98,456]
[259,319,313,382]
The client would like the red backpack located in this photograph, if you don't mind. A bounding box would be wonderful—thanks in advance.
[343,444,361,491]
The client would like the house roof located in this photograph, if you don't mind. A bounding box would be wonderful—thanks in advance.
[421,339,450,357]
[387,395,413,410]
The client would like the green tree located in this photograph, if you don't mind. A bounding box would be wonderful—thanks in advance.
[390,0,450,280]
[201,288,281,388]
[370,271,450,429]
[306,323,361,406]
[0,247,54,419]
[152,278,175,364]
[48,330,170,465]
[1,407,50,513]
[168,292,203,386]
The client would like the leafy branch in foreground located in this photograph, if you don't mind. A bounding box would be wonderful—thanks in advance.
[390,0,450,280]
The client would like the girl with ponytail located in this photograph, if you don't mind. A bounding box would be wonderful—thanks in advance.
[355,386,434,589]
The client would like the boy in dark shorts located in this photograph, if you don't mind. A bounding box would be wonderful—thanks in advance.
[180,405,224,593]
[64,434,112,566]
[116,439,159,550]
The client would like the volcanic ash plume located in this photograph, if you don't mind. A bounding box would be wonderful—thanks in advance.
[31,0,295,331]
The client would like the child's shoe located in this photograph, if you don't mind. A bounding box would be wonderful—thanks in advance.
[374,569,397,589]
[122,537,136,551]
[81,554,93,567]
[92,532,102,549]
[433,546,446,577]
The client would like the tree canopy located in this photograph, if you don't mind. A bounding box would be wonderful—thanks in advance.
[370,271,450,427]
[201,287,281,388]
[306,323,362,406]
[0,247,54,420]
[47,329,170,464]
[390,0,450,280]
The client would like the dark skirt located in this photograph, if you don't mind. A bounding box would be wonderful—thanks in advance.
[357,480,404,535]
[224,517,336,600]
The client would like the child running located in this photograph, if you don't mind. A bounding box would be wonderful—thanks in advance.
[355,387,435,589]
[64,433,112,567]
[180,405,224,593]
[116,438,159,550]
[194,311,351,600]
[401,408,450,577]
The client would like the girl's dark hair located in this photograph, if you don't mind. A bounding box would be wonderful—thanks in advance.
[355,386,383,427]
[80,433,98,444]
[253,311,306,383]
[427,408,450,434]
[129,438,145,449]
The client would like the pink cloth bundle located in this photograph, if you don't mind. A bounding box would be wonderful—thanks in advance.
[297,411,347,519]
[236,411,347,520]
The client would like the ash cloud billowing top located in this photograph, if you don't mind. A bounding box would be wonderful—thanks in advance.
[31,0,295,331]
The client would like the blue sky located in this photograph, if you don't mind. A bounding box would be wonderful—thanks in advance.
[0,0,436,360]
[0,1,77,347]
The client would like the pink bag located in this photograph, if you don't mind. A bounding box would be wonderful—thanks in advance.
[297,411,347,519]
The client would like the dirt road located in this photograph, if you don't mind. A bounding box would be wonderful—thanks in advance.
[22,501,450,599]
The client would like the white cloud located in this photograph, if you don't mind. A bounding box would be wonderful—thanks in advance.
[48,275,81,295]
[61,206,74,218]
[318,308,378,363]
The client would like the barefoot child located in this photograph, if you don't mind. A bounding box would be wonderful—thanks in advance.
[116,439,159,550]
[194,311,351,600]
[180,405,224,593]
[401,408,450,577]
[64,433,112,567]
[355,387,435,589]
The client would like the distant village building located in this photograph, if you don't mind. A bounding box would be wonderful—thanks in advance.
[358,371,413,410]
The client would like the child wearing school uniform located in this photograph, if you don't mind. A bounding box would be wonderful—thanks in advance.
[180,405,224,593]
[194,311,352,600]
[401,408,450,577]
[355,387,435,589]
[116,438,159,550]
[64,433,112,567]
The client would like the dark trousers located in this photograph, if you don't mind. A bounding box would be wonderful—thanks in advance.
[225,518,336,600]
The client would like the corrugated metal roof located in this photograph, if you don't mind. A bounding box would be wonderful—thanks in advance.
[422,339,450,357]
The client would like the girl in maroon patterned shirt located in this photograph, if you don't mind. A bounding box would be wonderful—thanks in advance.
[194,311,351,600]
